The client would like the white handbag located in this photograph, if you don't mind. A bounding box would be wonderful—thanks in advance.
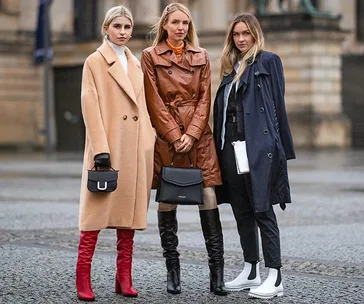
[232,141,250,174]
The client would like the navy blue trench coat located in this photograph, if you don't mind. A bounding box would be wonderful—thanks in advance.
[213,51,296,212]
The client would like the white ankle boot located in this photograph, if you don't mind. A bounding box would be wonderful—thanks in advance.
[248,268,284,299]
[225,262,261,291]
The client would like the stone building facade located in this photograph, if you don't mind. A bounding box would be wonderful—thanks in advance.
[0,0,363,151]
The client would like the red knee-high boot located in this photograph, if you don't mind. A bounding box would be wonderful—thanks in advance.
[115,229,138,297]
[76,230,100,301]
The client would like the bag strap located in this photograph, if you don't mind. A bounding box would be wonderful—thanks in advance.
[170,152,194,168]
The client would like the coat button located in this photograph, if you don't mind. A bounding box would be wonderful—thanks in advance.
[254,71,260,76]
[132,116,138,121]
[168,70,172,74]
[259,107,264,112]
[268,153,273,158]
[257,84,261,89]
[263,129,268,135]
[123,115,127,120]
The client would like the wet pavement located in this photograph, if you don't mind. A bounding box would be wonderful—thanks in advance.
[0,149,363,303]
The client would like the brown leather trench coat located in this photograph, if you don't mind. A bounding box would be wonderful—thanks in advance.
[141,41,222,188]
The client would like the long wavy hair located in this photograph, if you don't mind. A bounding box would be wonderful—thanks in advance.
[150,2,199,48]
[220,13,264,82]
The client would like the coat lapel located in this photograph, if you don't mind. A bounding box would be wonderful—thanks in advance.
[156,40,199,72]
[237,63,251,95]
[125,47,143,100]
[97,42,137,106]
[236,52,271,98]
[217,72,235,93]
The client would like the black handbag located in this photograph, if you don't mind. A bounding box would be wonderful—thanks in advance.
[156,153,204,205]
[87,166,119,192]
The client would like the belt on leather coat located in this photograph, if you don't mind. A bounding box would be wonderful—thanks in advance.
[164,98,198,128]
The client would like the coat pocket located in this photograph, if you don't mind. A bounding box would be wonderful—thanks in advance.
[271,99,279,132]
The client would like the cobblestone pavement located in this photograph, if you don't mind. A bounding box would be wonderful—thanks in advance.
[0,150,364,303]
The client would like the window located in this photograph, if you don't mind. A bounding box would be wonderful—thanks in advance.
[74,0,98,41]
[357,0,364,41]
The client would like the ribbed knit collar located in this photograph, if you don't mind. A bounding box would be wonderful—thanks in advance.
[107,40,126,55]
[166,39,184,56]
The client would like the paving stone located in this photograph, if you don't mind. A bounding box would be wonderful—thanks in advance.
[0,150,364,303]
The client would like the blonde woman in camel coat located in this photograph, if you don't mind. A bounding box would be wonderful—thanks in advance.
[76,6,155,301]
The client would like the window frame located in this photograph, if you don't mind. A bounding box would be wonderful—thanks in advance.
[73,0,99,42]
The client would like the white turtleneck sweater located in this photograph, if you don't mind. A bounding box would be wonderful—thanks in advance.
[107,40,128,74]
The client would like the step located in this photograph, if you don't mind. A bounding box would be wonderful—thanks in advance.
[0,78,41,90]
[0,67,40,78]
[0,90,42,102]
[0,55,33,67]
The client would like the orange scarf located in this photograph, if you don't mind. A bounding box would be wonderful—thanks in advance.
[166,39,184,61]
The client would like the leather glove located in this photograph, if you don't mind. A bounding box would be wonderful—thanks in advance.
[94,153,111,168]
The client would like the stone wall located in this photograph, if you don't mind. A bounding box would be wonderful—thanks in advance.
[0,0,357,149]
[0,52,43,148]
[266,31,351,147]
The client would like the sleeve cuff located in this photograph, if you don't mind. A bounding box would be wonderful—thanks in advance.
[163,127,183,144]
[186,124,203,141]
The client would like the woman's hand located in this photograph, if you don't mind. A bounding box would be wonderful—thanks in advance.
[94,153,111,168]
[173,139,181,151]
[176,134,195,153]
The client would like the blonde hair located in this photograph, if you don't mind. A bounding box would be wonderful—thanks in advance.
[220,13,264,82]
[101,5,134,39]
[150,2,199,48]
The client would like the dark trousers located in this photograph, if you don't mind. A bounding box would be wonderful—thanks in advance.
[220,121,281,268]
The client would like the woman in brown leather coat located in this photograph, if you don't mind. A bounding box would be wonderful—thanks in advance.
[141,2,227,296]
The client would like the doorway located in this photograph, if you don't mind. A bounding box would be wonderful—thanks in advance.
[54,66,85,151]
[342,54,364,147]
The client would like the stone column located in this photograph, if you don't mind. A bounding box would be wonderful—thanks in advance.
[266,0,282,13]
[195,0,230,126]
[260,14,351,148]
[131,0,159,25]
[198,0,229,32]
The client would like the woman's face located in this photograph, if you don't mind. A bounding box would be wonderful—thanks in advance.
[232,22,255,54]
[163,10,189,46]
[105,16,132,46]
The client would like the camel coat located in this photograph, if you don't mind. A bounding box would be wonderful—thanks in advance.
[79,41,155,231]
[141,41,222,189]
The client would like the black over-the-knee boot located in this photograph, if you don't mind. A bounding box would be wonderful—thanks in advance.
[199,208,228,296]
[158,210,181,294]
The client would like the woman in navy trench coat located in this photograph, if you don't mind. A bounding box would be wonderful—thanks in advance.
[213,13,295,299]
